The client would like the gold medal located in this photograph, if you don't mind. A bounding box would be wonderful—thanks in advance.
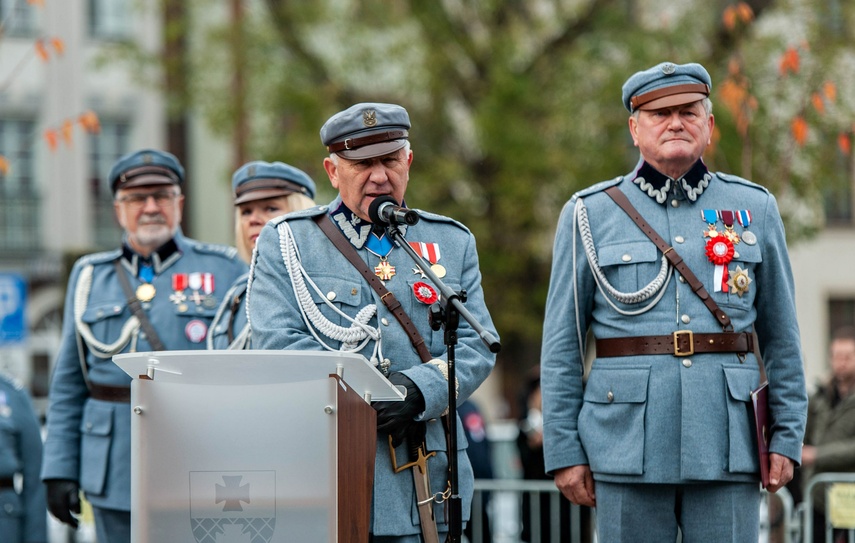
[727,265,753,297]
[430,263,447,278]
[135,283,156,302]
[374,258,396,281]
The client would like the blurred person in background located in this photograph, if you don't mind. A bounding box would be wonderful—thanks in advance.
[459,398,493,542]
[0,371,46,543]
[41,149,247,543]
[207,160,316,350]
[801,325,855,543]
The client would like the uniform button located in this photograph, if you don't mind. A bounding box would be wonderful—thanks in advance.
[682,359,693,368]
[678,275,686,283]
[607,391,614,402]
[681,314,691,324]
[675,236,685,244]
[671,199,680,208]
[86,422,93,430]
[113,306,121,313]
[351,288,358,295]
[381,318,390,326]
[96,310,104,318]
[621,254,632,262]
[326,291,336,301]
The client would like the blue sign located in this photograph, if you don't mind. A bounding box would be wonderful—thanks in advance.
[0,272,27,345]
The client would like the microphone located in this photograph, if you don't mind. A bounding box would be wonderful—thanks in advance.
[368,195,419,226]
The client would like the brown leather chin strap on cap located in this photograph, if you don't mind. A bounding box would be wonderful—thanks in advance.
[326,130,408,154]
[630,83,710,111]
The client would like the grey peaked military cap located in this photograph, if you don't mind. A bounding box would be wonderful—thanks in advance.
[231,160,317,205]
[109,148,185,195]
[622,62,712,112]
[320,102,410,160]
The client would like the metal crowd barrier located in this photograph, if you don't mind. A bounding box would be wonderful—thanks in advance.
[803,472,855,543]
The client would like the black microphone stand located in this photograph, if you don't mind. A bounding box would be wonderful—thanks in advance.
[384,221,500,543]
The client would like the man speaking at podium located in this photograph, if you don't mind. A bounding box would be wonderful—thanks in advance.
[247,102,498,542]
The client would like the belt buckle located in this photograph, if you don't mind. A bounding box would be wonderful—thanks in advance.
[673,330,694,356]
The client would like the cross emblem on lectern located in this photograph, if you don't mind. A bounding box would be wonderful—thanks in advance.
[215,475,250,512]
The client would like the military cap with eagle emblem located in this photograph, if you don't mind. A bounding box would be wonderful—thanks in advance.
[622,61,712,112]
[320,102,411,160]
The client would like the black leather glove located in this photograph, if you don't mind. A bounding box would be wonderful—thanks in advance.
[374,372,425,447]
[46,479,80,528]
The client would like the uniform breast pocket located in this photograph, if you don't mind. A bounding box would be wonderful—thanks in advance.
[716,243,762,311]
[579,365,650,475]
[597,241,660,294]
[81,300,129,345]
[308,275,365,327]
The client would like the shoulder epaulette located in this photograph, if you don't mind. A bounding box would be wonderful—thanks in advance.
[186,239,239,260]
[573,176,623,200]
[77,248,122,267]
[412,210,470,233]
[716,172,769,194]
[269,205,326,227]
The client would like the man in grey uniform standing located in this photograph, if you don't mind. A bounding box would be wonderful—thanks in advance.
[247,103,497,542]
[41,149,247,543]
[541,62,808,542]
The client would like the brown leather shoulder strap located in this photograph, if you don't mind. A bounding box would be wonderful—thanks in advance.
[604,186,732,329]
[114,260,166,351]
[313,214,432,363]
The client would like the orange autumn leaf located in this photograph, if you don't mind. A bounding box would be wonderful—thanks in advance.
[722,6,737,31]
[51,38,65,56]
[736,2,754,22]
[0,156,9,176]
[823,81,837,102]
[839,133,851,155]
[811,93,825,115]
[791,117,808,146]
[26,0,44,6]
[34,40,49,62]
[779,47,800,76]
[78,110,101,134]
[61,120,74,145]
[44,129,58,151]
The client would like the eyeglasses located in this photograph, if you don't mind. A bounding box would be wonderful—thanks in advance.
[116,191,179,208]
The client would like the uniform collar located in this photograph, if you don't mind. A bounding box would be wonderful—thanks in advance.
[328,197,407,250]
[631,158,712,204]
[120,236,182,276]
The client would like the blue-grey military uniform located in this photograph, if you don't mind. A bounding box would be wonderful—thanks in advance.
[542,62,808,543]
[208,160,316,350]
[247,198,497,538]
[41,149,247,541]
[0,372,46,543]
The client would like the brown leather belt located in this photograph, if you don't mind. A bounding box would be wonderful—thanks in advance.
[596,331,754,358]
[89,383,131,402]
[0,477,14,489]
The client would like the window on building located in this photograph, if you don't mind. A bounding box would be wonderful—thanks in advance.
[0,118,39,253]
[88,0,133,40]
[0,0,38,37]
[822,146,854,226]
[89,120,129,248]
[829,298,855,338]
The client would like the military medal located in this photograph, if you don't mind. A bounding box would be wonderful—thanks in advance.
[412,267,427,279]
[170,273,188,304]
[374,258,396,281]
[409,241,446,278]
[727,265,752,297]
[719,210,740,244]
[413,281,439,305]
[185,319,207,343]
[737,210,756,245]
[135,283,156,302]
[188,272,205,305]
[705,236,735,292]
[702,209,720,238]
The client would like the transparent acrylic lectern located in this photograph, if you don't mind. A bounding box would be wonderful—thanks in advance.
[114,350,404,543]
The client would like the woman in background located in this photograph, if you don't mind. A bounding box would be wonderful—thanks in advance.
[207,160,316,350]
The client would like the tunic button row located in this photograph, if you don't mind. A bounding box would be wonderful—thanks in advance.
[682,359,693,368]
[671,199,680,208]
[607,391,614,402]
[678,275,686,283]
[674,236,685,244]
[381,318,390,326]
[681,314,691,324]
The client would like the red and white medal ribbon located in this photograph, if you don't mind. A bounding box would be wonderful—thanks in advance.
[705,237,735,292]
[408,241,441,264]
[201,272,215,294]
